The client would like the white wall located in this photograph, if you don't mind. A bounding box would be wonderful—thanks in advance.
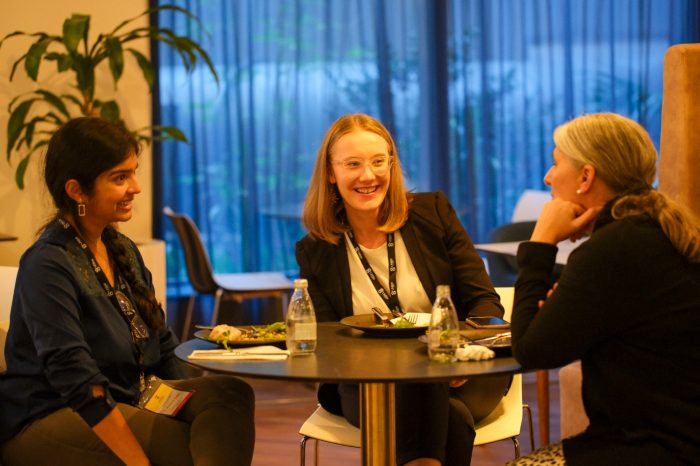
[0,0,152,266]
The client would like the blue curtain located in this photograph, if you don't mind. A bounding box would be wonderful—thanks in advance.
[155,0,699,294]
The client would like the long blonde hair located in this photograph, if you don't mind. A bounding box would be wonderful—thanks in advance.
[302,114,409,244]
[554,113,700,262]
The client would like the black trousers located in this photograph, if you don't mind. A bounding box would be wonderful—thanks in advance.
[333,376,511,466]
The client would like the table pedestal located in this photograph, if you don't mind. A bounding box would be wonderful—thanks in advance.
[360,382,396,466]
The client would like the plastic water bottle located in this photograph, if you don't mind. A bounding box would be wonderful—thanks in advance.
[285,278,317,355]
[428,285,460,363]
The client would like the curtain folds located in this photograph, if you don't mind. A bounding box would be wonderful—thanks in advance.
[156,0,699,294]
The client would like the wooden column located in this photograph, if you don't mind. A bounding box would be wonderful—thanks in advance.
[658,44,700,217]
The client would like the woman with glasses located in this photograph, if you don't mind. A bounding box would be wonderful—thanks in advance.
[297,113,509,466]
[0,118,255,466]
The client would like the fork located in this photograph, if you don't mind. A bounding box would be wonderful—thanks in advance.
[371,307,394,327]
[404,313,418,325]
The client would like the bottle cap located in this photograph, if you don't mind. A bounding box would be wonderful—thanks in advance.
[294,278,309,288]
[436,284,450,297]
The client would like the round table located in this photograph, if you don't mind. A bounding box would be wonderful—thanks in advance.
[176,322,523,465]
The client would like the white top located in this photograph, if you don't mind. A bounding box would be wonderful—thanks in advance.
[345,231,432,315]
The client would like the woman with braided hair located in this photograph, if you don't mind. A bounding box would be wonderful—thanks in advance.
[509,113,700,465]
[0,117,255,466]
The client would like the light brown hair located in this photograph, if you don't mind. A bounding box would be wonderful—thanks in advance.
[302,114,409,244]
[554,113,700,262]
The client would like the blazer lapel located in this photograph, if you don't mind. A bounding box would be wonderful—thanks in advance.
[334,235,354,318]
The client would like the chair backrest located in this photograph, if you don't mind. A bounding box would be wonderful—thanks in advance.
[1,266,19,373]
[163,207,219,294]
[486,222,536,286]
[511,189,550,222]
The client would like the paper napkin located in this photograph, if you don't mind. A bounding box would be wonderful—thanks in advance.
[455,345,495,361]
[188,345,290,361]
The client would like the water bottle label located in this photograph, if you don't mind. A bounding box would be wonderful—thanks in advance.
[294,323,317,340]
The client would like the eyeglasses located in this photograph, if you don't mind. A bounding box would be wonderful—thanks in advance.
[331,155,393,176]
[115,290,150,345]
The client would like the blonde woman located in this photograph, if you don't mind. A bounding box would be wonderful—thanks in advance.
[297,114,509,466]
[510,113,700,465]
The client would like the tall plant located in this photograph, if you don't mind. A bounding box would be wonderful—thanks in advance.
[0,4,218,189]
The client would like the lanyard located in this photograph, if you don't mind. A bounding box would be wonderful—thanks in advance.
[58,219,149,373]
[346,230,401,314]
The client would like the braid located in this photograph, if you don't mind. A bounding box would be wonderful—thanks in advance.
[103,226,165,330]
[612,190,700,263]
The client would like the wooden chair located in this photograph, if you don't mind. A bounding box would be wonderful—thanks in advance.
[163,207,294,340]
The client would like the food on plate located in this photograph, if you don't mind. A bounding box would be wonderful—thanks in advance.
[392,317,416,328]
[208,322,287,346]
[209,324,242,342]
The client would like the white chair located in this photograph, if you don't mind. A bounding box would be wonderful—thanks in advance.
[298,287,534,464]
[0,265,19,373]
[511,189,550,222]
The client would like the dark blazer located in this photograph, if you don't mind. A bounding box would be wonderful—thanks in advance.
[296,191,503,321]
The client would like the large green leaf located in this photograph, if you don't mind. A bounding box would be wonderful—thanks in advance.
[24,36,52,80]
[15,155,31,190]
[150,125,188,143]
[100,100,120,122]
[7,99,35,158]
[0,30,28,48]
[45,52,74,72]
[105,36,124,84]
[62,14,89,53]
[127,48,154,90]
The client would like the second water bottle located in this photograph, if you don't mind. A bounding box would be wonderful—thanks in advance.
[285,278,317,355]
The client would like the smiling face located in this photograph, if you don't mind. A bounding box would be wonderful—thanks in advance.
[329,130,391,224]
[82,152,141,227]
[544,147,583,202]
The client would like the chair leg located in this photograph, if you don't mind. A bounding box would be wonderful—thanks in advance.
[300,435,308,466]
[536,369,550,446]
[181,295,196,342]
[210,288,224,327]
[299,436,320,466]
[511,436,521,458]
[523,403,535,452]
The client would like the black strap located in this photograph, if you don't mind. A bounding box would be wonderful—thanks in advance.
[346,230,401,314]
[58,219,149,366]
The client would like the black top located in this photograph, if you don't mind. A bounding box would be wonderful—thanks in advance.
[296,191,503,321]
[512,203,700,465]
[0,221,186,443]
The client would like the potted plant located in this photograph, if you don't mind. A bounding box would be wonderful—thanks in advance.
[0,4,217,189]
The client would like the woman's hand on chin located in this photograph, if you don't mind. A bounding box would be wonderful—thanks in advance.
[530,198,601,244]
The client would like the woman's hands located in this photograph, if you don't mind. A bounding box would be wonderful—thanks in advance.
[530,198,601,244]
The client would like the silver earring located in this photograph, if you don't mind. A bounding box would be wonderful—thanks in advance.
[575,189,582,194]
[78,204,86,217]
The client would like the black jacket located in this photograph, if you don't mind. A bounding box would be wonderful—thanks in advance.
[296,191,503,321]
[0,221,186,442]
